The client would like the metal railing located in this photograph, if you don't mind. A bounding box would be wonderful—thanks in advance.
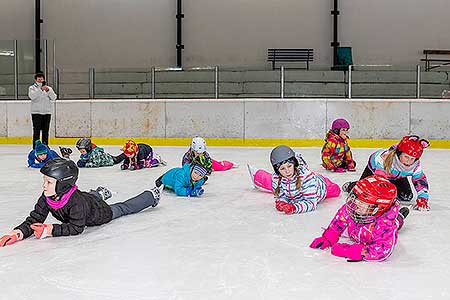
[2,39,450,100]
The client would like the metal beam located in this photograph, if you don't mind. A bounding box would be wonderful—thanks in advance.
[35,0,43,73]
[176,0,185,68]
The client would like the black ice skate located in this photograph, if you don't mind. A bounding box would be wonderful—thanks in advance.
[341,181,354,193]
[96,186,112,201]
[399,206,410,220]
[59,147,73,159]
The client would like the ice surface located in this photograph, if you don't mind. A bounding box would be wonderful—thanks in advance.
[0,145,449,300]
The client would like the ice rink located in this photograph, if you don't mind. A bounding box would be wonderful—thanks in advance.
[0,144,449,300]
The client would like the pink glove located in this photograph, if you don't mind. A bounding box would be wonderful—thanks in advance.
[310,228,340,250]
[334,167,346,173]
[0,229,23,247]
[414,197,430,211]
[331,243,364,261]
[30,223,53,239]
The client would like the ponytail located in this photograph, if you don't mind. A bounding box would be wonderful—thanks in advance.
[383,150,396,174]
[274,176,282,197]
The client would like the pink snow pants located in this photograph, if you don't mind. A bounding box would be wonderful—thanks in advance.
[253,169,341,198]
[212,159,234,171]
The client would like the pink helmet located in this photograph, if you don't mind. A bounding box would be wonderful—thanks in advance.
[331,118,350,130]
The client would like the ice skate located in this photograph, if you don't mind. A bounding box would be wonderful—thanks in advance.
[341,181,353,193]
[155,154,167,166]
[59,147,72,159]
[247,164,258,189]
[399,206,411,220]
[150,184,164,207]
[231,162,239,169]
[96,186,112,201]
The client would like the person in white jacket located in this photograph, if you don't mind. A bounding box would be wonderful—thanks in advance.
[28,73,57,148]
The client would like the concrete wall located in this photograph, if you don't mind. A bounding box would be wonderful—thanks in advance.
[1,98,449,140]
[1,1,449,70]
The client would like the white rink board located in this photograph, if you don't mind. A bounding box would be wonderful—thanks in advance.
[2,99,450,140]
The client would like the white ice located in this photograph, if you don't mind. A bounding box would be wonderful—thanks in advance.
[0,145,449,300]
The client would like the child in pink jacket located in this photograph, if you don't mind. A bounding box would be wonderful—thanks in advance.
[310,175,409,262]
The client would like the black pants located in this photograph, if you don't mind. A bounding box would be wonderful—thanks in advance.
[346,165,413,202]
[32,114,51,148]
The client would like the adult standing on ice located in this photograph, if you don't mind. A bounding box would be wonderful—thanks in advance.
[28,72,57,148]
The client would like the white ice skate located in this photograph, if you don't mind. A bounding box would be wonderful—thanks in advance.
[150,184,164,207]
[231,162,239,169]
[247,164,258,189]
[155,154,167,166]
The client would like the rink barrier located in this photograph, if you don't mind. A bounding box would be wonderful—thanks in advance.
[2,98,450,147]
[1,137,450,149]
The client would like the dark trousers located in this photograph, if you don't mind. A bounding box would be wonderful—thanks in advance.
[110,190,157,220]
[347,165,413,202]
[32,114,51,148]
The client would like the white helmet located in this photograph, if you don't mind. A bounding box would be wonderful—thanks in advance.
[191,136,206,153]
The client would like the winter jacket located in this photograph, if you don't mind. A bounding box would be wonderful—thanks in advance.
[15,189,113,238]
[321,130,355,171]
[272,164,327,214]
[182,149,213,175]
[27,146,60,168]
[367,147,429,201]
[161,163,205,196]
[326,201,401,261]
[117,143,154,169]
[77,145,114,168]
[28,83,57,114]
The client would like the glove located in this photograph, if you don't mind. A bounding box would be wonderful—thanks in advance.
[0,230,23,247]
[187,187,204,197]
[120,163,129,170]
[334,167,346,173]
[129,163,140,171]
[414,197,430,211]
[281,203,295,214]
[310,228,340,250]
[30,223,53,239]
[275,200,285,212]
[77,159,86,168]
[331,243,364,262]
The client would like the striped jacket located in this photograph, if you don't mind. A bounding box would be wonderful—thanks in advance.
[271,164,327,214]
[327,201,400,261]
[321,130,355,171]
[368,147,429,200]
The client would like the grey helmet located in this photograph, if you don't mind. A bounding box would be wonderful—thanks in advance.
[270,145,298,174]
[76,138,92,151]
[40,158,79,195]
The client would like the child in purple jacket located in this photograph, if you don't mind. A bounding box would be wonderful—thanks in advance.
[310,175,409,262]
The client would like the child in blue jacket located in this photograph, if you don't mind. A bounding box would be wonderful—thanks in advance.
[157,163,207,197]
[27,140,60,168]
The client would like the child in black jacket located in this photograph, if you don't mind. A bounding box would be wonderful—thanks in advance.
[0,158,162,246]
[115,140,166,170]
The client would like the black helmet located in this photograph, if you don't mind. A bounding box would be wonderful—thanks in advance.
[40,158,79,195]
[270,145,299,174]
[76,138,92,151]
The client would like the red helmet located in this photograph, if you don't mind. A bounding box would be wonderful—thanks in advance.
[122,140,138,157]
[397,135,430,159]
[346,175,397,223]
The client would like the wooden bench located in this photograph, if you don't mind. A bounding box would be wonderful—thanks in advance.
[267,48,314,70]
[421,50,450,71]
